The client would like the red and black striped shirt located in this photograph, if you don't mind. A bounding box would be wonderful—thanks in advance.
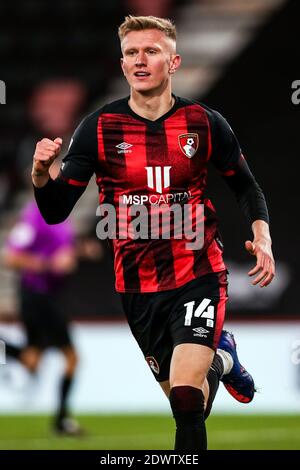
[35,96,269,293]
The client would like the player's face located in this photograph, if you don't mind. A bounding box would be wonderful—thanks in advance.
[120,29,181,94]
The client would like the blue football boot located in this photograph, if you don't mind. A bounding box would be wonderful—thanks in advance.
[218,330,256,403]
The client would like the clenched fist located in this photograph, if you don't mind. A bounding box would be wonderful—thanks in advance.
[32,137,62,187]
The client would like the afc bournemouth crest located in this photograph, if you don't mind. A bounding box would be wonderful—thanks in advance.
[145,356,160,375]
[178,133,199,158]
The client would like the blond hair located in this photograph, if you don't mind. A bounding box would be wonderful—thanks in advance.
[118,15,176,42]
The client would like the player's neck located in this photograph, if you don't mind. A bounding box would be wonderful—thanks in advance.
[128,90,175,121]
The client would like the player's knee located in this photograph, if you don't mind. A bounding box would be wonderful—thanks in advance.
[70,349,78,367]
[63,347,78,374]
[169,386,205,424]
[21,349,40,373]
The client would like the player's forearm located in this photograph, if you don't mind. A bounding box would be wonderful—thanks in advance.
[251,219,272,242]
[237,182,269,226]
[34,177,85,225]
[3,251,48,273]
[32,169,50,188]
[223,158,269,226]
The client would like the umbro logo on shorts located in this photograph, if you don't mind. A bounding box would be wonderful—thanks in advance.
[192,327,210,338]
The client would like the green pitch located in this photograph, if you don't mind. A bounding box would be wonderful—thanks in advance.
[0,414,299,450]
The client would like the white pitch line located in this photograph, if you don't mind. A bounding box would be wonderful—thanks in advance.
[210,427,300,443]
[0,432,170,448]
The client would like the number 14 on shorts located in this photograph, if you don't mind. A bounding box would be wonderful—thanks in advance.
[184,298,214,327]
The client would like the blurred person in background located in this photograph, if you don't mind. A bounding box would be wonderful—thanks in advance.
[1,162,83,436]
[14,77,110,318]
[16,79,87,189]
[31,16,275,450]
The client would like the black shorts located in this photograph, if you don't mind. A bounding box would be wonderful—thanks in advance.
[121,271,228,382]
[19,286,72,349]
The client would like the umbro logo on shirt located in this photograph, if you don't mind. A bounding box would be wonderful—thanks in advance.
[116,142,133,154]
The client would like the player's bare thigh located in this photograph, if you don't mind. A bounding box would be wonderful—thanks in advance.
[159,343,213,399]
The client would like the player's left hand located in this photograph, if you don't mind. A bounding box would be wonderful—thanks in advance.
[245,239,275,287]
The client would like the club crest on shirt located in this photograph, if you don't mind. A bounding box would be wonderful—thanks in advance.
[178,133,199,158]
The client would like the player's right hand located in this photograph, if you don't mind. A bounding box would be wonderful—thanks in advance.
[32,137,63,175]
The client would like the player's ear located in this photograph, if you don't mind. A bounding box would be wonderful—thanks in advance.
[169,54,181,74]
[120,58,126,76]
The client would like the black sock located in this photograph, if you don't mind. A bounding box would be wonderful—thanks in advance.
[56,375,73,423]
[204,353,224,420]
[4,342,22,360]
[169,386,207,450]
